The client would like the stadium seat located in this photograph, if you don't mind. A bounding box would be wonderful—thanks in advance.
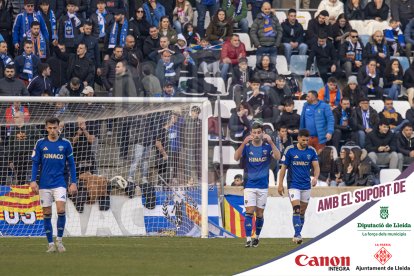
[226,125,243,144]
[236,33,255,51]
[296,11,311,30]
[275,11,286,23]
[225,169,243,186]
[276,55,291,75]
[213,146,239,165]
[294,100,306,115]
[205,77,227,96]
[263,122,274,133]
[192,10,211,30]
[290,55,313,76]
[301,77,324,94]
[369,100,384,113]
[393,100,410,118]
[247,11,254,27]
[247,55,257,69]
[214,100,236,119]
[359,34,370,46]
[391,56,410,73]
[380,169,401,183]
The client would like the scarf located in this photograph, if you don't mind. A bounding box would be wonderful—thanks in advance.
[339,109,348,126]
[164,62,176,78]
[262,13,275,37]
[96,9,107,38]
[108,21,129,48]
[65,12,81,39]
[226,0,243,17]
[323,84,341,107]
[365,66,376,90]
[371,43,387,57]
[49,10,57,40]
[346,39,363,61]
[216,20,228,39]
[0,53,12,66]
[362,109,370,129]
[27,32,47,59]
[23,12,38,38]
[22,52,33,81]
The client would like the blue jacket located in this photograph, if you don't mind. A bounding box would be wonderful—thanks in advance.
[12,12,49,45]
[300,100,334,144]
[27,75,53,96]
[143,2,165,27]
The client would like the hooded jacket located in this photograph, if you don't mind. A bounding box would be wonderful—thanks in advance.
[300,100,334,144]
[250,12,282,47]
[365,127,397,153]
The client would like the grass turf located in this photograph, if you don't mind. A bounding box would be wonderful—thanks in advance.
[0,237,303,276]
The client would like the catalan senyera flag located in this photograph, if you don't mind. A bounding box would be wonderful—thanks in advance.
[223,195,255,238]
[0,185,43,221]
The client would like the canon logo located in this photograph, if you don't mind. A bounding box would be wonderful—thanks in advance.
[295,255,351,267]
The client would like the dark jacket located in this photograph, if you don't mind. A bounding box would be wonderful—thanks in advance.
[143,35,160,58]
[344,149,380,186]
[0,3,12,32]
[14,53,41,81]
[281,19,305,44]
[58,13,83,49]
[88,0,125,16]
[333,106,353,132]
[206,16,233,42]
[339,40,364,65]
[306,41,337,71]
[331,22,352,49]
[232,66,254,87]
[102,54,125,90]
[383,70,403,89]
[253,63,278,85]
[46,55,68,90]
[404,18,414,44]
[342,85,366,107]
[90,12,114,41]
[357,66,381,89]
[27,75,52,96]
[403,64,414,88]
[75,33,101,67]
[306,18,332,45]
[229,109,251,140]
[352,106,380,131]
[396,131,414,156]
[390,0,414,24]
[113,71,137,97]
[365,128,397,153]
[275,110,300,132]
[0,77,29,96]
[379,109,404,128]
[128,17,151,51]
[406,107,414,125]
[250,12,282,47]
[344,4,365,20]
[364,1,389,21]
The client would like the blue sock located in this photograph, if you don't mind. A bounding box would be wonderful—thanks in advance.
[43,214,53,243]
[57,213,66,239]
[300,215,305,232]
[244,213,253,238]
[292,205,301,237]
[255,216,264,238]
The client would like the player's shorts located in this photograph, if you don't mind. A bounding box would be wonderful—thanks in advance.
[288,188,311,203]
[244,188,268,209]
[39,187,67,208]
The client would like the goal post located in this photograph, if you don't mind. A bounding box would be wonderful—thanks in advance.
[0,96,210,238]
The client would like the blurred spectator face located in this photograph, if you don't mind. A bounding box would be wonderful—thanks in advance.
[77,116,87,130]
[164,85,174,95]
[24,42,33,55]
[390,21,399,29]
[177,39,186,47]
[161,17,170,29]
[318,37,327,47]
[384,100,393,110]
[379,123,390,134]
[276,78,285,88]
[77,44,87,56]
[136,8,144,19]
[402,125,413,138]
[367,60,376,73]
[42,66,51,77]
[161,51,171,63]
[115,14,124,22]
[306,92,317,104]
[115,62,126,75]
[338,18,346,28]
[374,0,383,7]
[230,35,240,48]
[5,68,15,79]
[250,82,260,91]
[350,31,358,43]
[58,44,66,52]
[125,36,135,49]
[373,31,383,44]
[14,111,25,125]
[359,100,369,111]
[340,99,350,110]
[191,109,200,119]
[279,127,288,137]
[233,177,243,186]
[261,2,271,15]
[239,61,247,71]
[70,82,80,91]
[31,25,40,37]
[285,103,294,112]
[0,42,7,54]
[149,27,159,38]
[24,3,34,13]
[217,10,225,22]
[261,56,270,67]
[97,2,106,12]
[288,12,296,24]
[160,37,169,48]
[186,24,194,34]
[317,14,326,24]
[114,47,123,59]
[327,81,337,91]
[39,3,49,13]
[67,4,76,13]
[199,39,209,48]
[83,24,93,35]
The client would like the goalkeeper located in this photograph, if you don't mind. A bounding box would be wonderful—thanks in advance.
[30,117,78,253]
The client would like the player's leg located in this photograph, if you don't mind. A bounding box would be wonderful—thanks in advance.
[288,189,302,244]
[54,187,67,252]
[298,189,311,237]
[244,188,256,248]
[252,189,268,247]
[39,189,55,252]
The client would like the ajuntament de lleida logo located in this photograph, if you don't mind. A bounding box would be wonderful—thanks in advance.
[380,206,389,219]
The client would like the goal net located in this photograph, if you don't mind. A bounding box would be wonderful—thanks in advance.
[0,97,209,238]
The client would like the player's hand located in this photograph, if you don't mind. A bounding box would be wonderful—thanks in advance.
[243,135,253,145]
[30,181,39,194]
[277,184,284,196]
[311,177,317,187]
[69,183,77,195]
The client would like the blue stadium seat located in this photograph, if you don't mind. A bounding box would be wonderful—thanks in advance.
[359,35,370,46]
[301,77,324,94]
[391,56,410,73]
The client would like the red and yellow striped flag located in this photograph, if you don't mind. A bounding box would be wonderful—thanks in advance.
[223,195,255,238]
[0,185,43,220]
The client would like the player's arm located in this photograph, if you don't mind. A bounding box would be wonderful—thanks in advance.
[234,135,252,161]
[277,164,287,196]
[311,160,320,187]
[263,133,280,160]
[30,141,42,194]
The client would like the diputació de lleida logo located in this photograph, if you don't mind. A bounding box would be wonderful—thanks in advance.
[380,206,389,220]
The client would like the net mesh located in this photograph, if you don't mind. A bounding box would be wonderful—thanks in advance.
[0,99,205,237]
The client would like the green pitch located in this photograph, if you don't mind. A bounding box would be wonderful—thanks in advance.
[0,237,305,276]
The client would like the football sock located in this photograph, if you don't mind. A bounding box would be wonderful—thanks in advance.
[300,214,305,232]
[245,213,253,238]
[292,205,301,237]
[57,212,66,239]
[43,214,53,244]
[255,216,264,238]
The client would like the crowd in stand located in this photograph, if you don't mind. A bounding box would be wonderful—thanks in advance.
[1,0,414,188]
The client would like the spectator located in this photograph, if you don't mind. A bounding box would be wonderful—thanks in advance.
[58,77,84,97]
[305,31,338,83]
[248,0,270,20]
[206,9,233,45]
[183,105,202,181]
[24,21,49,60]
[316,0,344,23]
[275,98,300,141]
[143,0,165,27]
[390,0,414,32]
[102,45,125,95]
[253,55,278,93]
[229,101,253,140]
[383,58,403,100]
[404,62,414,105]
[357,59,384,99]
[272,125,293,155]
[196,0,219,38]
[404,18,414,57]
[90,0,114,42]
[342,75,365,108]
[318,77,342,109]
[244,78,272,120]
[333,147,350,186]
[384,19,406,56]
[306,10,332,46]
[173,0,194,34]
[231,57,254,104]
[161,81,178,97]
[5,101,30,129]
[366,120,403,171]
[141,64,162,96]
[114,60,137,97]
[270,75,291,107]
[364,0,389,21]
[332,97,354,152]
[183,23,201,46]
[57,0,83,54]
[27,62,52,96]
[13,0,49,51]
[339,29,364,78]
[231,174,244,186]
[221,0,248,33]
[54,42,95,87]
[0,65,29,96]
[0,41,13,79]
[155,48,183,86]
[344,0,365,20]
[75,21,101,71]
[193,38,221,77]
[128,6,151,53]
[396,122,414,166]
[352,97,379,147]
[281,8,307,65]
[124,35,143,83]
[300,90,334,152]
[344,147,380,186]
[250,2,282,65]
[105,9,128,57]
[405,96,414,124]
[220,34,246,82]
[37,0,57,46]
[14,40,40,84]
[88,0,125,16]
[46,43,68,95]
[317,147,338,186]
[0,0,12,55]
[379,97,409,133]
[143,26,160,59]
[364,30,389,77]
[331,13,352,50]
[158,16,178,45]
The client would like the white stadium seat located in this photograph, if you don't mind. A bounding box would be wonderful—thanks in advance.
[214,100,236,119]
[296,11,311,30]
[225,169,244,186]
[369,100,384,113]
[294,100,306,115]
[393,101,410,119]
[236,33,255,51]
[213,146,239,165]
[276,55,291,75]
